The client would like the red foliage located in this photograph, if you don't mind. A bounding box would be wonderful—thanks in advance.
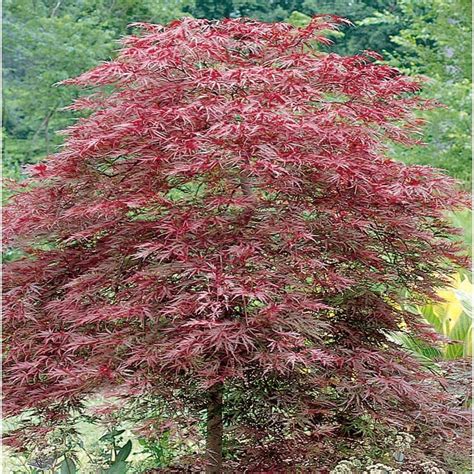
[3,16,470,469]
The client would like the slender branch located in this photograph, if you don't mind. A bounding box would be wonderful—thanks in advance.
[28,105,58,159]
[240,174,253,197]
[50,0,62,17]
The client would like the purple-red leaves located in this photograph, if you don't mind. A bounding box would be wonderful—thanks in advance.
[2,16,470,469]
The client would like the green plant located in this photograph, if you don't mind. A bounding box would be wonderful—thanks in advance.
[422,274,472,359]
[360,0,472,187]
[135,433,174,470]
[95,431,133,474]
[391,273,472,362]
[448,210,472,258]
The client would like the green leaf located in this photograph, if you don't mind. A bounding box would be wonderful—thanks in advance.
[99,429,125,442]
[60,458,77,474]
[104,461,128,474]
[387,331,442,371]
[286,11,311,28]
[115,440,132,464]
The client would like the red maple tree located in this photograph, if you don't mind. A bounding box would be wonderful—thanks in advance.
[3,17,470,471]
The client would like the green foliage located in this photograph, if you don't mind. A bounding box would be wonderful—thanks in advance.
[3,415,135,473]
[4,0,113,169]
[186,0,299,22]
[286,10,312,27]
[421,275,472,360]
[361,0,472,186]
[391,273,473,365]
[299,0,403,56]
[60,458,77,474]
[136,433,175,469]
[387,331,442,369]
[387,210,472,367]
[449,211,472,265]
[186,1,404,56]
[3,0,192,179]
[286,10,343,41]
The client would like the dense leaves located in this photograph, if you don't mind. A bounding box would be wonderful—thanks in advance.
[2,0,192,178]
[3,16,471,470]
[4,0,471,190]
[186,0,404,56]
[362,0,472,186]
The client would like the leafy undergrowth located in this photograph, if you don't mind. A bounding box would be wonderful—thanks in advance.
[2,396,177,474]
[3,375,471,473]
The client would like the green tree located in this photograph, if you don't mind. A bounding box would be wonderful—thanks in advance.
[187,1,405,56]
[186,0,304,21]
[3,0,192,178]
[300,0,402,55]
[361,0,472,186]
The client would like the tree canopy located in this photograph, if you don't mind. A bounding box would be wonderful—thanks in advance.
[3,16,470,471]
[3,0,471,186]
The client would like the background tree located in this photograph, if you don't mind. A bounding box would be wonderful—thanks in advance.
[297,0,403,55]
[186,0,404,54]
[4,0,471,189]
[361,0,472,186]
[2,0,192,178]
[3,17,470,472]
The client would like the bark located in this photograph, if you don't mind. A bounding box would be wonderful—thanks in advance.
[205,382,224,473]
[28,105,58,160]
[205,172,248,473]
[240,174,253,197]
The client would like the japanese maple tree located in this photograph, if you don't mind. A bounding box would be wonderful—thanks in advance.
[3,17,471,471]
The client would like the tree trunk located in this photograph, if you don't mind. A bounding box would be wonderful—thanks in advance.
[204,171,247,473]
[205,382,223,473]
